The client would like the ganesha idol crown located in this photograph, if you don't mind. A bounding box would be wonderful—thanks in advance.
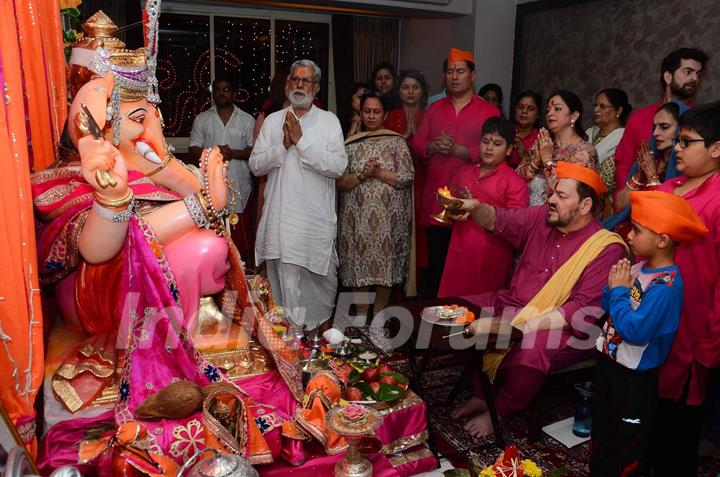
[70,10,157,103]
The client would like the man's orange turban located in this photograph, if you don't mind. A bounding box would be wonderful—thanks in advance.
[448,48,474,64]
[556,161,608,196]
[630,191,708,242]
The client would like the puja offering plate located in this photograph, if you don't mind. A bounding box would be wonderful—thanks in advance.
[421,305,475,327]
[326,404,383,477]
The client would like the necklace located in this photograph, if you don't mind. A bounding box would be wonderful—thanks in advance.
[592,131,606,146]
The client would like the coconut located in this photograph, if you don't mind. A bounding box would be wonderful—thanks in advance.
[134,381,204,420]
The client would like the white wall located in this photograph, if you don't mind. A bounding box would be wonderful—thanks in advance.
[473,0,517,114]
[399,0,520,113]
[398,10,476,95]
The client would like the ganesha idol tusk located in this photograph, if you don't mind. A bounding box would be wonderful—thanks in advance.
[135,140,163,165]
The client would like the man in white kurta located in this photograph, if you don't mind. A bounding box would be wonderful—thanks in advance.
[250,59,347,330]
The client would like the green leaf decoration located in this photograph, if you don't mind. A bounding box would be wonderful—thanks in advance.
[377,383,404,402]
[392,371,407,384]
[353,381,376,400]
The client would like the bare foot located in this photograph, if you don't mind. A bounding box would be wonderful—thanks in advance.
[450,396,487,420]
[463,411,494,439]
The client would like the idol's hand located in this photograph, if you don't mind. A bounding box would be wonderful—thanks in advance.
[201,147,228,210]
[78,136,128,200]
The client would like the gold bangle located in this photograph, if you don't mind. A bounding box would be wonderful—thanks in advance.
[196,192,211,217]
[147,152,173,177]
[94,189,134,209]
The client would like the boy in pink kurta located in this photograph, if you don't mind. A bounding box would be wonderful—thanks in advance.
[650,102,720,476]
[439,117,529,297]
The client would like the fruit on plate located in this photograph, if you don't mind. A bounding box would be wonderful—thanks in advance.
[379,375,398,386]
[346,387,363,401]
[378,363,393,374]
[362,367,379,383]
[455,311,475,324]
[369,382,380,394]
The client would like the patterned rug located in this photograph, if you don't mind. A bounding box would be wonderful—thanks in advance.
[352,327,720,476]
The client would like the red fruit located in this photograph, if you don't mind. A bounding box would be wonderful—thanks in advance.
[362,367,379,382]
[346,387,363,401]
[379,375,398,386]
[378,363,393,374]
[369,382,380,394]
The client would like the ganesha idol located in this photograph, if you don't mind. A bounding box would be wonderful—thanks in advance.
[31,11,309,475]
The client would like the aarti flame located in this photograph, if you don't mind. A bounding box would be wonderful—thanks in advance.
[438,186,451,197]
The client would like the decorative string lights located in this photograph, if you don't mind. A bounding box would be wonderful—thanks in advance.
[157,14,329,138]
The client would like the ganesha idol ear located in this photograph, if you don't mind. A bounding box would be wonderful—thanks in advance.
[68,74,116,147]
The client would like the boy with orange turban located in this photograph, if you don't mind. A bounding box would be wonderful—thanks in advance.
[591,190,708,476]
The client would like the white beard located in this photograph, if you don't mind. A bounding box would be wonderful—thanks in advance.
[289,88,315,109]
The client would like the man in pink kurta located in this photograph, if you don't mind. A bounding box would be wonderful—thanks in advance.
[614,48,707,200]
[449,163,626,438]
[410,48,499,297]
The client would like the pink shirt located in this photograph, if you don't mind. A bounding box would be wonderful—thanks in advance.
[469,205,627,334]
[658,173,720,405]
[410,95,499,226]
[439,163,528,297]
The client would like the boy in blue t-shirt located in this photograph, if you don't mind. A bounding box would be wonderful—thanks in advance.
[590,190,708,476]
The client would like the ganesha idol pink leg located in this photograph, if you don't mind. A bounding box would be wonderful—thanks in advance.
[163,229,230,334]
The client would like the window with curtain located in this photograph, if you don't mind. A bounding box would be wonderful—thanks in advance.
[353,16,399,84]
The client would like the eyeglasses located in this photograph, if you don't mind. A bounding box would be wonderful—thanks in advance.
[289,76,315,86]
[671,136,706,149]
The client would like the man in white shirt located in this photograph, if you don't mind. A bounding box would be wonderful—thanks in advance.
[250,59,347,331]
[189,77,256,262]
[189,77,255,211]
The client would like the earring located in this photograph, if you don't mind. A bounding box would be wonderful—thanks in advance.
[571,119,576,127]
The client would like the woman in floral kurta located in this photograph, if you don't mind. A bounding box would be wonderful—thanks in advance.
[337,93,414,314]
[517,91,600,205]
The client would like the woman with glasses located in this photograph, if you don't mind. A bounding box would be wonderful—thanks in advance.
[336,92,414,315]
[604,101,689,235]
[586,89,632,217]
